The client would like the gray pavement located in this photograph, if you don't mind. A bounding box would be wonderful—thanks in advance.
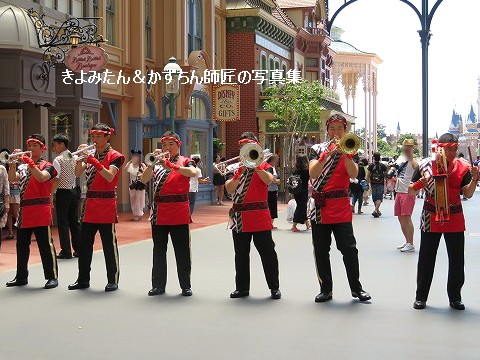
[1,193,480,359]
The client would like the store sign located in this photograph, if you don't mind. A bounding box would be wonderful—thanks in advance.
[212,84,240,122]
[65,45,109,73]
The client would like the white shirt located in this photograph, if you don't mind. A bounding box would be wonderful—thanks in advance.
[189,167,202,192]
[395,156,416,193]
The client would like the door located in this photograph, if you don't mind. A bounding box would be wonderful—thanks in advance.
[0,109,23,152]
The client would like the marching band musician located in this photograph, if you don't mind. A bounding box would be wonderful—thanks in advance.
[140,131,196,297]
[225,132,281,300]
[68,123,125,292]
[308,114,371,303]
[409,133,478,310]
[6,134,58,289]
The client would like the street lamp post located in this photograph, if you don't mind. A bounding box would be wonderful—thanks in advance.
[327,0,444,157]
[163,57,182,132]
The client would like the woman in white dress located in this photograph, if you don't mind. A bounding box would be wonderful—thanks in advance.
[124,149,146,221]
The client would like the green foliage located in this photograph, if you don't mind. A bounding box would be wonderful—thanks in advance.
[212,137,225,156]
[355,123,387,140]
[377,139,396,157]
[262,80,337,132]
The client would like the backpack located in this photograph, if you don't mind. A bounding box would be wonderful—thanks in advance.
[370,162,385,184]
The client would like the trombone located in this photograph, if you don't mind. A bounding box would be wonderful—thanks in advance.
[214,142,273,176]
[0,150,32,164]
[144,151,170,167]
[62,144,96,160]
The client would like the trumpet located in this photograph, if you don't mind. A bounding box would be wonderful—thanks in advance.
[144,151,170,167]
[62,144,96,160]
[215,143,273,176]
[313,133,361,156]
[0,150,32,164]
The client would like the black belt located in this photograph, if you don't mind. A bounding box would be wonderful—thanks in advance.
[312,190,349,208]
[154,194,189,203]
[232,201,269,212]
[86,190,116,199]
[20,197,50,207]
[423,202,462,215]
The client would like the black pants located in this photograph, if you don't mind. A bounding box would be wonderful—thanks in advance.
[151,224,191,289]
[416,231,465,302]
[232,230,279,291]
[312,222,362,293]
[267,191,278,219]
[78,222,120,284]
[293,190,308,224]
[188,192,196,214]
[16,226,58,280]
[55,188,80,254]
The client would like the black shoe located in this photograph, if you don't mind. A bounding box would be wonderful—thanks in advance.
[148,287,165,296]
[352,290,371,302]
[230,290,249,298]
[271,289,282,300]
[449,301,465,310]
[44,278,58,289]
[6,278,28,287]
[68,281,90,290]
[105,283,118,292]
[182,288,193,296]
[57,251,72,259]
[315,291,333,303]
[413,300,426,310]
[73,252,79,258]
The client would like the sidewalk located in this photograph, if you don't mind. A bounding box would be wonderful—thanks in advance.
[0,200,287,272]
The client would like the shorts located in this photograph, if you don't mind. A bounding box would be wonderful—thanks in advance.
[394,192,416,216]
[371,184,384,202]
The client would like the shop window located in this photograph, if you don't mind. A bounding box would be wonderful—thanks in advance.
[81,112,96,145]
[188,97,207,120]
[43,0,84,16]
[51,112,73,139]
[93,0,99,27]
[187,129,208,172]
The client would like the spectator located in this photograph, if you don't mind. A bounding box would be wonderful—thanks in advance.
[189,157,209,214]
[213,155,226,205]
[361,158,370,206]
[266,155,280,229]
[350,155,365,214]
[0,163,10,249]
[394,139,419,252]
[368,152,387,217]
[124,149,147,221]
[1,148,19,240]
[291,155,310,232]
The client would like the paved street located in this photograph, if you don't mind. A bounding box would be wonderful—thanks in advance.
[1,194,480,359]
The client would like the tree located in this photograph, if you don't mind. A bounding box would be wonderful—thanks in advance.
[355,123,387,141]
[396,134,420,158]
[262,80,338,168]
[377,139,396,157]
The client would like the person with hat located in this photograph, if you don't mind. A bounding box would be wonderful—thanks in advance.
[68,123,125,292]
[124,149,146,221]
[409,133,478,310]
[393,138,419,252]
[6,134,58,289]
[140,131,197,297]
[308,114,371,303]
[225,132,281,300]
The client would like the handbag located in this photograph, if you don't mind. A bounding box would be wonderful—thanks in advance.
[286,175,302,195]
[129,180,146,191]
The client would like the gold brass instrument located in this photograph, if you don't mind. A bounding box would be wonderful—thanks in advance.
[214,143,273,176]
[315,133,361,155]
[63,144,96,160]
[144,151,170,167]
[0,150,32,164]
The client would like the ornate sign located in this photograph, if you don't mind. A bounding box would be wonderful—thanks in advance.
[65,45,108,73]
[212,84,240,122]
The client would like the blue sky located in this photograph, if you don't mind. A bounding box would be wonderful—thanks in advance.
[328,0,478,137]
